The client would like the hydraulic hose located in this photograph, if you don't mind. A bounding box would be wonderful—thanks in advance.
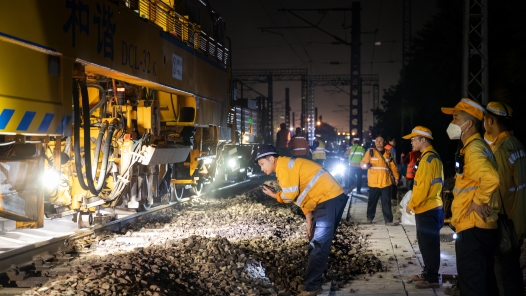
[73,79,115,195]
[91,121,108,180]
[73,79,90,192]
[94,119,117,192]
[79,80,99,194]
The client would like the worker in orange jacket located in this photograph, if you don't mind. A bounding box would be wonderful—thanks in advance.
[256,145,346,296]
[403,150,421,190]
[289,127,310,158]
[442,98,499,296]
[360,135,400,225]
[276,123,292,156]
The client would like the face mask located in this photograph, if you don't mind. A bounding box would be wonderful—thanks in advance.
[446,121,469,140]
[484,132,494,145]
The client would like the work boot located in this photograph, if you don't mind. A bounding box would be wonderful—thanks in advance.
[366,219,373,224]
[410,273,425,282]
[415,280,440,289]
[297,287,322,296]
[444,283,460,296]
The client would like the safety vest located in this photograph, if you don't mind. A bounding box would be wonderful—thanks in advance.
[312,139,326,160]
[406,150,421,179]
[289,136,309,156]
[347,144,365,166]
[276,129,291,148]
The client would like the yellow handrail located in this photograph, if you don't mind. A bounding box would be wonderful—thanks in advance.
[129,0,228,66]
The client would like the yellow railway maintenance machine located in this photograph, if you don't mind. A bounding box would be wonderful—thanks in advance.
[0,0,236,228]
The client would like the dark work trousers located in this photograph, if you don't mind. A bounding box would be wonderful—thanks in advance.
[406,178,414,191]
[415,207,444,283]
[367,187,393,222]
[303,193,347,291]
[494,239,524,296]
[390,184,397,200]
[456,227,499,296]
[348,166,363,192]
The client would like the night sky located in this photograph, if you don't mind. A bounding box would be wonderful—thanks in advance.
[208,0,438,133]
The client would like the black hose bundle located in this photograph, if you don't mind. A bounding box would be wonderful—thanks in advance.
[73,79,115,195]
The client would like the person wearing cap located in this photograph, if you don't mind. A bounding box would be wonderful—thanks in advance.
[276,123,292,157]
[255,144,346,296]
[483,101,526,296]
[441,97,500,296]
[345,138,366,194]
[311,135,326,166]
[360,134,400,225]
[402,126,444,289]
[289,127,311,159]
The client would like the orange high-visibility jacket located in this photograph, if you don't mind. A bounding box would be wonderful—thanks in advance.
[275,157,344,214]
[289,136,309,156]
[405,150,421,179]
[276,129,291,148]
[360,148,400,189]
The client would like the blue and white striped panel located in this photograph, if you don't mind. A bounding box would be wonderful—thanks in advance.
[0,108,71,134]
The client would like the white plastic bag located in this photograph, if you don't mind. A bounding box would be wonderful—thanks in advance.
[400,190,416,225]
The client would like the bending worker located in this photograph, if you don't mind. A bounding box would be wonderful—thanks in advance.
[256,145,347,296]
[402,126,444,289]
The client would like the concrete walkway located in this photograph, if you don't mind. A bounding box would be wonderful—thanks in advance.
[320,188,457,296]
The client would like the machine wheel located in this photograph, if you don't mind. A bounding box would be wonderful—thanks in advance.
[237,169,248,182]
[190,181,203,196]
[137,175,152,212]
[170,183,184,202]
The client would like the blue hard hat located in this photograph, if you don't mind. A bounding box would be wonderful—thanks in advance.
[254,145,279,164]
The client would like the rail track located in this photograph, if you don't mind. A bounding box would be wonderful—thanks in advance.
[0,176,263,295]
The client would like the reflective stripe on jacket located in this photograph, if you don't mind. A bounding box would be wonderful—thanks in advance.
[289,136,309,156]
[275,157,344,214]
[490,131,526,239]
[360,148,400,188]
[312,139,326,160]
[451,134,499,233]
[346,144,365,166]
[408,146,443,214]
[405,150,421,179]
[276,129,291,148]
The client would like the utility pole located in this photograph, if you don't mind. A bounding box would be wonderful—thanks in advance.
[350,1,362,140]
[285,88,290,130]
[462,0,488,104]
[401,0,412,136]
